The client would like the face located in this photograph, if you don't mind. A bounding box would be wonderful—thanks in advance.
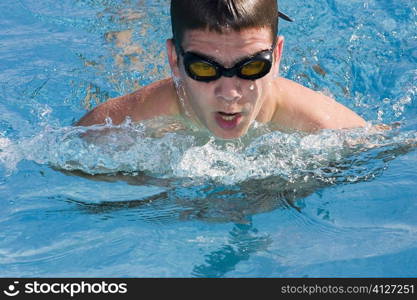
[167,27,284,139]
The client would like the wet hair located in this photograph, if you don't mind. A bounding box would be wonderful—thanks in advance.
[170,0,281,51]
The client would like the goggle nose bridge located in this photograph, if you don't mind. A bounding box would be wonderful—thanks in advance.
[221,67,237,78]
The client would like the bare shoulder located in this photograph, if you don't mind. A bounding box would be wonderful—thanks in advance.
[76,78,180,126]
[271,77,367,132]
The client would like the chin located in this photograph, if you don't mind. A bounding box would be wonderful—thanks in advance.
[212,127,248,140]
[206,116,251,139]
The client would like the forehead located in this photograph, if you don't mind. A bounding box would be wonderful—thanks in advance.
[182,27,273,56]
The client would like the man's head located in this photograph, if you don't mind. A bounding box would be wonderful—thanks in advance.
[171,0,282,53]
[167,0,290,139]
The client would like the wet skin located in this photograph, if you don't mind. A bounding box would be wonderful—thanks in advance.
[76,27,367,138]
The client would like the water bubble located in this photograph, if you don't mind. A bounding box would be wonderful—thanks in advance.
[0,119,415,185]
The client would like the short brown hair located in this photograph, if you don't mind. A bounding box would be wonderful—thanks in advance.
[170,0,280,51]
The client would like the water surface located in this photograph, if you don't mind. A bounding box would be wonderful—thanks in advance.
[0,0,416,277]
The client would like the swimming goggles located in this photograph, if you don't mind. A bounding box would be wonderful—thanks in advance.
[176,11,292,82]
[179,44,275,82]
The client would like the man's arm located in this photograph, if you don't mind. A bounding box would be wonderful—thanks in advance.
[273,77,367,132]
[75,78,179,127]
[75,96,132,126]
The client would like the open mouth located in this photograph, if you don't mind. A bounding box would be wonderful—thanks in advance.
[218,112,240,120]
[215,111,242,129]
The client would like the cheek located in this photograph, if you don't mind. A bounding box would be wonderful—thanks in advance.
[244,81,263,102]
[255,75,274,94]
[243,80,271,115]
[183,79,215,106]
[184,79,202,97]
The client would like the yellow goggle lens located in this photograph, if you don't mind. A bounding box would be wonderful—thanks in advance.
[240,61,266,76]
[189,62,217,77]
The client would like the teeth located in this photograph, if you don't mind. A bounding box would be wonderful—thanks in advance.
[220,114,236,121]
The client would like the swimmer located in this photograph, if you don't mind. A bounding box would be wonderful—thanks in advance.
[76,0,367,139]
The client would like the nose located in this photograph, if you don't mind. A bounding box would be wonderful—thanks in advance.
[214,77,242,103]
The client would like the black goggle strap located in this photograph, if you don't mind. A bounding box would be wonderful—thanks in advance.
[278,11,293,22]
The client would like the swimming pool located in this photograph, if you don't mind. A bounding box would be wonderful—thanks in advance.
[0,0,416,277]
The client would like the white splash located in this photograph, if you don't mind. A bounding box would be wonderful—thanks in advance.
[0,118,415,185]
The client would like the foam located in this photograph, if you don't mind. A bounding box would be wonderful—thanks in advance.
[1,118,415,185]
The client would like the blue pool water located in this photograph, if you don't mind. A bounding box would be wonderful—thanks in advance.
[0,0,416,277]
